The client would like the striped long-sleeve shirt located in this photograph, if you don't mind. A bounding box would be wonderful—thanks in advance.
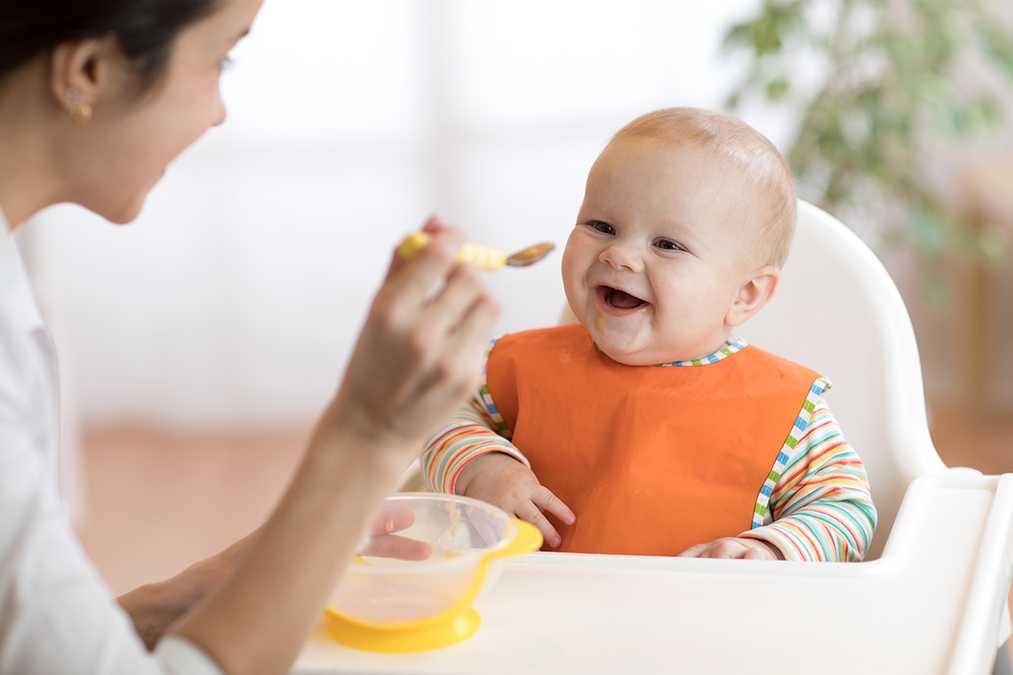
[421,338,878,562]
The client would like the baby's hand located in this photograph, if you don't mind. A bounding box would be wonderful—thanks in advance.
[679,537,783,560]
[455,453,576,548]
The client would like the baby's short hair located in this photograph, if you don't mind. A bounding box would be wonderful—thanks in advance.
[613,107,797,268]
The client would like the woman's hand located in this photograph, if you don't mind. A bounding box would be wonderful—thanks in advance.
[120,504,427,650]
[324,216,499,457]
[359,502,431,560]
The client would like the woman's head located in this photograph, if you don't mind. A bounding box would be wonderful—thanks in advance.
[0,0,262,224]
[2,2,226,90]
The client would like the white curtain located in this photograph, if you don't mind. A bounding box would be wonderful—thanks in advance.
[31,0,770,429]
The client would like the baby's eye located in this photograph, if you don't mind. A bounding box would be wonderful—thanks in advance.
[586,220,616,236]
[653,238,687,253]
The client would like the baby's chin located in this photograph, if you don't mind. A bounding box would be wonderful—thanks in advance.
[574,306,654,365]
[587,330,661,366]
[586,322,704,366]
[595,340,710,366]
[596,345,654,366]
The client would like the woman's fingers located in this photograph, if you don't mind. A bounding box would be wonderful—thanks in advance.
[516,501,561,549]
[381,226,464,315]
[420,214,447,235]
[402,293,497,409]
[531,486,576,525]
[368,504,415,535]
[382,215,447,283]
[446,293,499,359]
[422,264,485,338]
[360,534,432,560]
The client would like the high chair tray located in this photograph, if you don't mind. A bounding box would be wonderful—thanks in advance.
[294,472,1013,675]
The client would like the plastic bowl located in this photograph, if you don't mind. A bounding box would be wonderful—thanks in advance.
[323,492,541,652]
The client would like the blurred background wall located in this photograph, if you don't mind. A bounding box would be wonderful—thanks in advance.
[29,0,772,431]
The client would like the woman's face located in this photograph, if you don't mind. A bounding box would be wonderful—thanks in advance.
[66,0,263,223]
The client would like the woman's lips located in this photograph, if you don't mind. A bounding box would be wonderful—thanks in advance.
[595,285,649,316]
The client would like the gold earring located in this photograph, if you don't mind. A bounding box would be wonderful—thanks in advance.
[65,89,93,124]
[71,103,93,124]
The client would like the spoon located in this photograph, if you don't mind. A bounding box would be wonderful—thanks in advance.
[398,232,555,271]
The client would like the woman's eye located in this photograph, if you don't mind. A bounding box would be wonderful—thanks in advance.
[654,238,686,252]
[586,220,615,235]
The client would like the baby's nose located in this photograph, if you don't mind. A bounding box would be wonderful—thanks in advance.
[599,244,642,273]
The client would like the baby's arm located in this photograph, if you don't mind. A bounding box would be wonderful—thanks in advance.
[420,355,575,547]
[681,391,877,562]
[736,393,878,561]
[420,395,528,494]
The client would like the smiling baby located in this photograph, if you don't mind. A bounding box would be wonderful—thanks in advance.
[421,107,877,562]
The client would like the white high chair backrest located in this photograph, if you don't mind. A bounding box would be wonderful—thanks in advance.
[734,200,945,558]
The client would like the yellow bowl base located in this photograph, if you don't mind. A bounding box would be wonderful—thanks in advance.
[324,608,482,653]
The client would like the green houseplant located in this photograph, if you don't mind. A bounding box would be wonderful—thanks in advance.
[722,0,1013,267]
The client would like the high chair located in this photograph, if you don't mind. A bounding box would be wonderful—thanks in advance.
[296,201,1013,674]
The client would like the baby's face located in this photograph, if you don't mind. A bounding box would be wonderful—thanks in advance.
[562,136,769,365]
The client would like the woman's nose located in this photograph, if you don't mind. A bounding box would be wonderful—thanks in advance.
[599,244,642,273]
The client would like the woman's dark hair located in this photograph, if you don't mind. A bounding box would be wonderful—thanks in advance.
[0,1,222,90]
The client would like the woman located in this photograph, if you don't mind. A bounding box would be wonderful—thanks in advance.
[0,1,498,674]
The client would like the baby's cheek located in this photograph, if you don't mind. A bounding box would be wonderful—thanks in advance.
[686,275,736,323]
[562,283,587,327]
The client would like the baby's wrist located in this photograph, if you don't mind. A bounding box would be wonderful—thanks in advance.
[750,537,784,560]
[453,451,515,495]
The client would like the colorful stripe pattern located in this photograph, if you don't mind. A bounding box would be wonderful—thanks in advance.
[420,401,529,494]
[739,393,878,562]
[420,336,878,562]
[420,337,525,494]
[659,337,748,367]
[749,377,833,528]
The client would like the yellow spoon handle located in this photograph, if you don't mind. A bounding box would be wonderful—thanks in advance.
[398,232,507,271]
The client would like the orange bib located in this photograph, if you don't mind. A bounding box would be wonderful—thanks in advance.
[486,325,820,555]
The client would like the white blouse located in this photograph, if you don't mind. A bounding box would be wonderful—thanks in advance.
[0,211,222,674]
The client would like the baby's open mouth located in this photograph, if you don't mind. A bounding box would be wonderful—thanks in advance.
[596,285,648,310]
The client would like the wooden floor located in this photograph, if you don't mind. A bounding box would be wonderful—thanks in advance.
[74,405,1013,666]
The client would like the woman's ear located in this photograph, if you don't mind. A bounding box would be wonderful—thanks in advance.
[48,36,122,120]
[725,266,780,329]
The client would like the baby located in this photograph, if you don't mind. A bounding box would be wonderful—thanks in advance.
[421,107,877,561]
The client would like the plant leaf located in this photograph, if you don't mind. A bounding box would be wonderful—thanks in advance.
[766,77,790,100]
[976,21,1013,80]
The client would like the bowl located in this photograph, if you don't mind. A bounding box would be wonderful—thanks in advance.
[323,492,542,652]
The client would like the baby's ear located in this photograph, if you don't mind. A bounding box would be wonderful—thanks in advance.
[725,266,780,329]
